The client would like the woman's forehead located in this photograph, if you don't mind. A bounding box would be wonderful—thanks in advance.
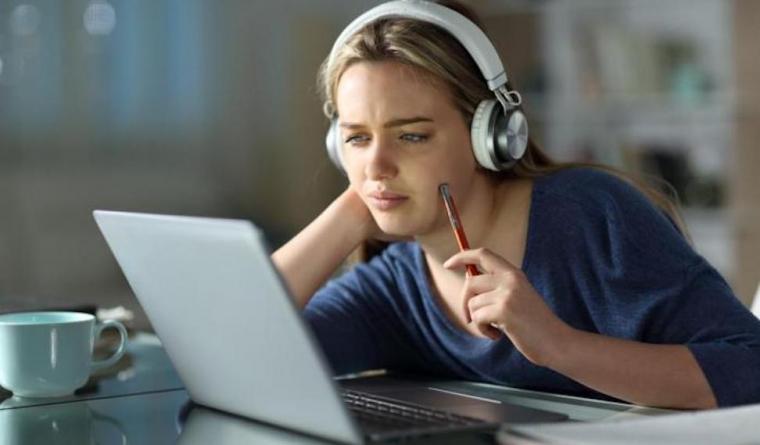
[335,60,455,118]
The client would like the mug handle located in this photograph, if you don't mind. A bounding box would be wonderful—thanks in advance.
[91,320,128,371]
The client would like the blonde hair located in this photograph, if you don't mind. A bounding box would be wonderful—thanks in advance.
[318,1,690,262]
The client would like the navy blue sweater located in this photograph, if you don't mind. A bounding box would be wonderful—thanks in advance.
[304,167,760,407]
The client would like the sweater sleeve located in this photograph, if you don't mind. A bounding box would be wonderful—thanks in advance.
[560,169,760,407]
[680,260,760,407]
[302,251,418,376]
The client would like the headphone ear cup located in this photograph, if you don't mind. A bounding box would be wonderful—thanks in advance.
[470,99,529,171]
[504,108,529,164]
[325,119,346,174]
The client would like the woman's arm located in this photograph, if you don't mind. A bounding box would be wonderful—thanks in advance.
[545,326,717,409]
[272,188,374,309]
[444,247,717,409]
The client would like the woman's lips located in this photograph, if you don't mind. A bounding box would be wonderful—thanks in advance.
[367,192,408,210]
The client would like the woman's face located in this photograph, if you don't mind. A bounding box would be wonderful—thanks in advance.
[335,60,478,237]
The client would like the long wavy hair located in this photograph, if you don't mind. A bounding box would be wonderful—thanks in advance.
[318,0,689,262]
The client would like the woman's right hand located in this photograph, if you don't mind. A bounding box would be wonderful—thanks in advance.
[273,186,390,309]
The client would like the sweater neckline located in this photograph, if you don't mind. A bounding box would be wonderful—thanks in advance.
[412,176,544,343]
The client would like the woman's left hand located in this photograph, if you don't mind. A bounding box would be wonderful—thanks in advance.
[443,247,570,367]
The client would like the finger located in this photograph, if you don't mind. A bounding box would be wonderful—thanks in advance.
[443,248,518,274]
[470,305,503,340]
[460,274,500,323]
[473,306,504,340]
[464,273,501,295]
[466,292,494,315]
[463,289,473,324]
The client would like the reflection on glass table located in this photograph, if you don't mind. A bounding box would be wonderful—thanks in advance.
[178,403,334,445]
[0,399,129,445]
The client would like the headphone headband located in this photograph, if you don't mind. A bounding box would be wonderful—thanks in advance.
[324,0,528,174]
[326,0,508,92]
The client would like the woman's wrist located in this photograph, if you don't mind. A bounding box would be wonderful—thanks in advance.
[538,319,577,370]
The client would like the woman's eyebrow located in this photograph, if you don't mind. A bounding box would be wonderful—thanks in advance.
[339,116,434,129]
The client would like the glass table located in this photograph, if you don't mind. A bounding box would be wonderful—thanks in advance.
[0,332,672,444]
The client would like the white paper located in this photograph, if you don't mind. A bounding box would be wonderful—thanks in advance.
[499,403,760,445]
[751,283,760,319]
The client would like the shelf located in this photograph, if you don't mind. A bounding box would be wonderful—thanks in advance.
[516,0,737,281]
[525,93,736,126]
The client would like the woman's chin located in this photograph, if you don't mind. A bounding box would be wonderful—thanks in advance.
[372,213,436,240]
[375,221,416,239]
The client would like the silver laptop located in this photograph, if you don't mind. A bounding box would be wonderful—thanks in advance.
[93,210,566,444]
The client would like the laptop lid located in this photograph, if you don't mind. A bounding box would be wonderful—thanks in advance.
[93,210,363,445]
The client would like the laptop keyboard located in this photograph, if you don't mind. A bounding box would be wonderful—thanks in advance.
[342,389,491,440]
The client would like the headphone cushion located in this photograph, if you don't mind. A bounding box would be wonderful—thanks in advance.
[325,119,345,173]
[470,100,499,171]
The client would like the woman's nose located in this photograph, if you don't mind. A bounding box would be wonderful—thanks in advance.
[365,139,398,180]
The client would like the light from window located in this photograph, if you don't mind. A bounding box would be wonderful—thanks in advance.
[10,4,41,36]
[84,0,116,36]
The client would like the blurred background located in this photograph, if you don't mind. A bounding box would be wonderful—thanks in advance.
[1,0,758,331]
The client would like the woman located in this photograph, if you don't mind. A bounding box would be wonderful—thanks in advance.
[272,0,760,409]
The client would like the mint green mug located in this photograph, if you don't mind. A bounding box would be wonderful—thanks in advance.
[0,311,128,398]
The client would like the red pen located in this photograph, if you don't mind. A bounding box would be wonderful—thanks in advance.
[439,183,480,277]
[440,183,501,333]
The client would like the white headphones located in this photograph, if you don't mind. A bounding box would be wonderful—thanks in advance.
[324,0,529,174]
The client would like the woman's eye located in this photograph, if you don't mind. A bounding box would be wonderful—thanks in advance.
[345,135,369,145]
[400,133,428,143]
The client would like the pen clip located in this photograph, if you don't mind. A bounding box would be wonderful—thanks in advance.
[439,184,461,231]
